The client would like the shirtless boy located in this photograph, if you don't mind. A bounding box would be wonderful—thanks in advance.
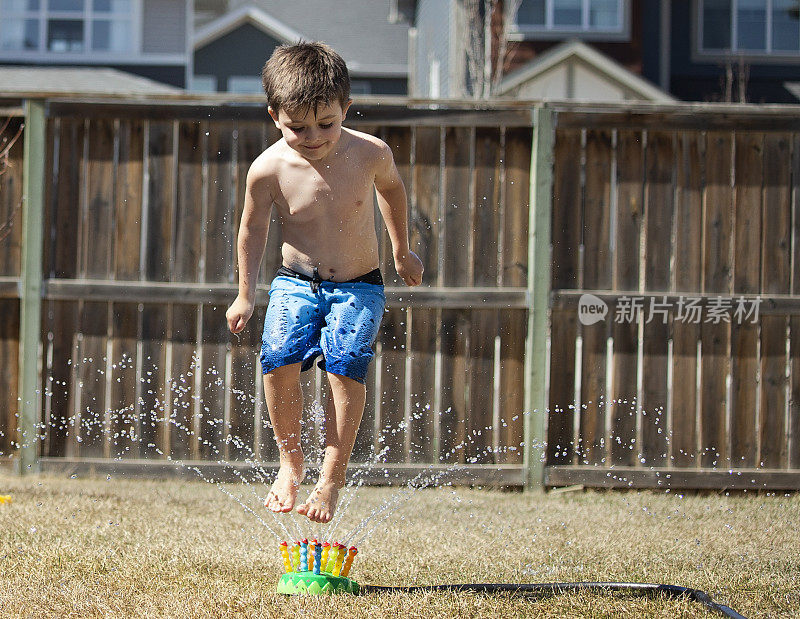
[226,42,423,524]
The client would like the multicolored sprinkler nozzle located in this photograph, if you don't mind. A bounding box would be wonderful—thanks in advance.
[340,546,358,578]
[280,541,293,573]
[276,540,359,595]
[313,543,323,576]
[321,542,330,570]
[300,538,309,572]
[332,544,346,577]
[308,539,317,572]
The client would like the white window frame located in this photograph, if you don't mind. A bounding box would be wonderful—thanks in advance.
[508,0,631,41]
[696,0,800,61]
[0,0,147,62]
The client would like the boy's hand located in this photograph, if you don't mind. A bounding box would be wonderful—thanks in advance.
[394,250,424,287]
[226,295,255,333]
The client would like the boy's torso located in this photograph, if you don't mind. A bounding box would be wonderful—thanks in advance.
[268,128,381,282]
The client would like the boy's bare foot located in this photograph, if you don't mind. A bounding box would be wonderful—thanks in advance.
[265,464,305,513]
[296,481,339,524]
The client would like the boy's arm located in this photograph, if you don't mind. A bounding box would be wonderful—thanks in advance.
[373,142,423,287]
[226,161,273,333]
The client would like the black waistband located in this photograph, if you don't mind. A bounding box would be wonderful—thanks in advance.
[276,266,383,287]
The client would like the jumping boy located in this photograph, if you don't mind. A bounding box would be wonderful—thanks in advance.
[225,42,423,524]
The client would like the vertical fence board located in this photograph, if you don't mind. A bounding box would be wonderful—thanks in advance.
[75,301,108,457]
[145,121,175,283]
[229,312,259,461]
[641,131,675,466]
[114,119,143,280]
[611,130,643,466]
[443,127,472,287]
[205,121,235,283]
[701,132,734,468]
[730,132,763,468]
[168,304,196,459]
[0,299,19,456]
[44,300,76,458]
[175,122,203,282]
[791,134,800,470]
[503,127,530,287]
[84,119,114,279]
[580,129,612,465]
[440,308,469,463]
[411,126,440,283]
[499,308,525,464]
[469,128,502,461]
[671,132,704,467]
[200,303,230,460]
[408,307,437,462]
[547,129,582,465]
[110,303,139,458]
[378,306,407,462]
[499,128,529,465]
[468,309,497,462]
[53,119,83,279]
[139,305,167,459]
[760,133,791,469]
[383,128,412,286]
[473,128,502,287]
[0,116,23,276]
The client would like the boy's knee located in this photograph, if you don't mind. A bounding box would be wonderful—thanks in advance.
[264,363,302,387]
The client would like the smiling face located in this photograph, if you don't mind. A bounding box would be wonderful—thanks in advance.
[269,99,352,162]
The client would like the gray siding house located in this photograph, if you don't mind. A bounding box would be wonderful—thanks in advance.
[193,0,411,95]
[0,0,192,88]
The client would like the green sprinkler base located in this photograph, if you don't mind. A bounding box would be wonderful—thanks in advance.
[277,571,359,595]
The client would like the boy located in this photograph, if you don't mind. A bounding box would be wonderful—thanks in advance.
[225,42,423,524]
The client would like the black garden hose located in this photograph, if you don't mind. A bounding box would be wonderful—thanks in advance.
[359,581,746,618]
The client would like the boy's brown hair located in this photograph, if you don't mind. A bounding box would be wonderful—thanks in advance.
[262,42,351,114]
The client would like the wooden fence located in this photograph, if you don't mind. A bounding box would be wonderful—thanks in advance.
[2,96,800,489]
[545,105,800,490]
[0,98,534,484]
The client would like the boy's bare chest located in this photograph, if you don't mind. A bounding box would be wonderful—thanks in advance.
[275,163,374,223]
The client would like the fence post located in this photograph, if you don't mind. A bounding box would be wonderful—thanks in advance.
[18,98,45,474]
[524,105,554,490]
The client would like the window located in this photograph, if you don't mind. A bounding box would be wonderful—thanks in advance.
[0,0,134,55]
[699,0,800,55]
[513,0,627,37]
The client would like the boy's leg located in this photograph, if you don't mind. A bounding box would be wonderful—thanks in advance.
[297,372,366,523]
[264,362,306,513]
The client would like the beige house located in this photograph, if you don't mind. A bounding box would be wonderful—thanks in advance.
[497,39,675,103]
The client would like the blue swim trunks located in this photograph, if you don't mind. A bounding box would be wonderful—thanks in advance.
[259,267,386,384]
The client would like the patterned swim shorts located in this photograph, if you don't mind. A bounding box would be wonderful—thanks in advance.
[259,268,386,384]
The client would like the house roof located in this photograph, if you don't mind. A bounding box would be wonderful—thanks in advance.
[194,1,409,77]
[498,39,676,103]
[0,66,183,96]
[784,81,800,102]
[194,6,305,50]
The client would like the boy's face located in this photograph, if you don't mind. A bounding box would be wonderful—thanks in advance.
[269,99,352,162]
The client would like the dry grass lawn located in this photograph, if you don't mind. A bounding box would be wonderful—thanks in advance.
[0,473,798,618]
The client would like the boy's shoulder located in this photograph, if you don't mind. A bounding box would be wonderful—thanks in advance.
[340,127,393,166]
[342,126,388,149]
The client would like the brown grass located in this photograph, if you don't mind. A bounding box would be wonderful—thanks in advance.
[0,473,797,618]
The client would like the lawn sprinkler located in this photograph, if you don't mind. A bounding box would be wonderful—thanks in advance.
[273,541,746,617]
[276,539,359,595]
